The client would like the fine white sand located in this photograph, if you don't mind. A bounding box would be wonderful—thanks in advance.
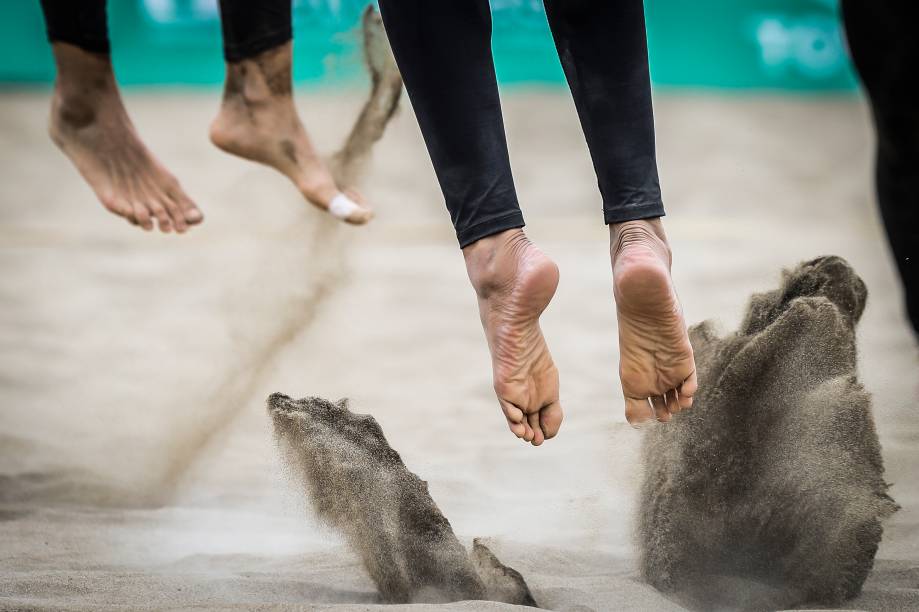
[0,90,917,611]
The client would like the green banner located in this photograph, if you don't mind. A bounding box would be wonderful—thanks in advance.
[0,0,855,90]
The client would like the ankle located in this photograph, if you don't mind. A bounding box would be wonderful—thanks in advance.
[52,44,115,94]
[464,229,529,299]
[222,44,294,105]
[51,82,118,132]
[609,218,672,266]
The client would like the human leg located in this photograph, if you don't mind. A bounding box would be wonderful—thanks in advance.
[209,0,372,224]
[841,0,919,336]
[40,0,202,232]
[378,0,562,444]
[544,0,696,423]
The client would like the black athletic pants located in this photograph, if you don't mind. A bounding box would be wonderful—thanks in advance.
[841,1,919,335]
[377,0,664,248]
[38,0,291,62]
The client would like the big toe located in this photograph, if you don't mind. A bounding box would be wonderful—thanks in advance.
[184,206,204,225]
[539,401,563,440]
[625,397,654,426]
[343,189,373,225]
[327,191,374,225]
[345,207,374,225]
[678,368,698,409]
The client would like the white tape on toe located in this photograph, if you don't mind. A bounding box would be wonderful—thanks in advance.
[328,193,362,220]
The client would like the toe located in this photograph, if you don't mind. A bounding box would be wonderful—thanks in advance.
[350,213,374,225]
[132,201,154,231]
[507,419,527,439]
[681,368,698,397]
[665,389,681,415]
[625,397,654,426]
[185,207,204,224]
[527,412,544,446]
[345,206,374,225]
[679,369,698,407]
[499,398,525,425]
[539,401,563,440]
[100,193,128,218]
[167,184,203,226]
[161,196,187,233]
[112,198,137,226]
[341,189,374,225]
[521,421,535,443]
[343,187,366,206]
[651,395,671,422]
[180,195,203,225]
[147,201,172,233]
[501,397,534,441]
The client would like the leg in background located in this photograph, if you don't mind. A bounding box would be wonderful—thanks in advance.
[544,0,696,424]
[841,1,919,337]
[377,0,563,445]
[210,0,372,224]
[39,0,202,232]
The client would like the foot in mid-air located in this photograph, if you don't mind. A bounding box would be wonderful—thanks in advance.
[464,229,563,446]
[611,218,697,425]
[209,42,373,225]
[48,43,203,233]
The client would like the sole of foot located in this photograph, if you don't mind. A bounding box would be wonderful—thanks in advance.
[465,229,564,446]
[49,44,202,233]
[611,219,697,425]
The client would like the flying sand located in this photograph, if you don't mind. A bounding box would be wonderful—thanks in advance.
[266,257,897,611]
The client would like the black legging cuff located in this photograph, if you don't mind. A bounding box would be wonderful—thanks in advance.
[603,202,665,226]
[46,32,110,55]
[40,0,110,55]
[222,27,292,62]
[457,211,526,249]
[380,0,665,245]
[217,0,292,62]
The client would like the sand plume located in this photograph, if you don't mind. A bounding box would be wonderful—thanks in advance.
[328,5,403,189]
[639,256,899,610]
[469,538,539,607]
[267,393,537,606]
[152,6,403,501]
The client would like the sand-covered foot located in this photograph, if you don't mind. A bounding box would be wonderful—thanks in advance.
[464,229,563,446]
[209,42,372,225]
[611,219,696,425]
[48,43,202,233]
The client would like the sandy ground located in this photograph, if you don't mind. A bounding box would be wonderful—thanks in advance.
[0,89,917,611]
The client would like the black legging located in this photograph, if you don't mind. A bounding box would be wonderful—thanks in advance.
[841,1,919,335]
[38,0,290,62]
[377,0,664,247]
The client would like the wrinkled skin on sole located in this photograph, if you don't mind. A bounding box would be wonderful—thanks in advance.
[267,394,537,607]
[638,256,899,611]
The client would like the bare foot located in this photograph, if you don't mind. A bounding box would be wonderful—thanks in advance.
[209,42,373,225]
[611,219,697,425]
[47,43,203,233]
[464,229,563,446]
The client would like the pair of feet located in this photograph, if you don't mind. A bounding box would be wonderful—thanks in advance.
[465,221,697,446]
[48,42,373,233]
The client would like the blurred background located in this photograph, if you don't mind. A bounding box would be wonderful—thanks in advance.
[1,1,917,610]
[3,0,855,90]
